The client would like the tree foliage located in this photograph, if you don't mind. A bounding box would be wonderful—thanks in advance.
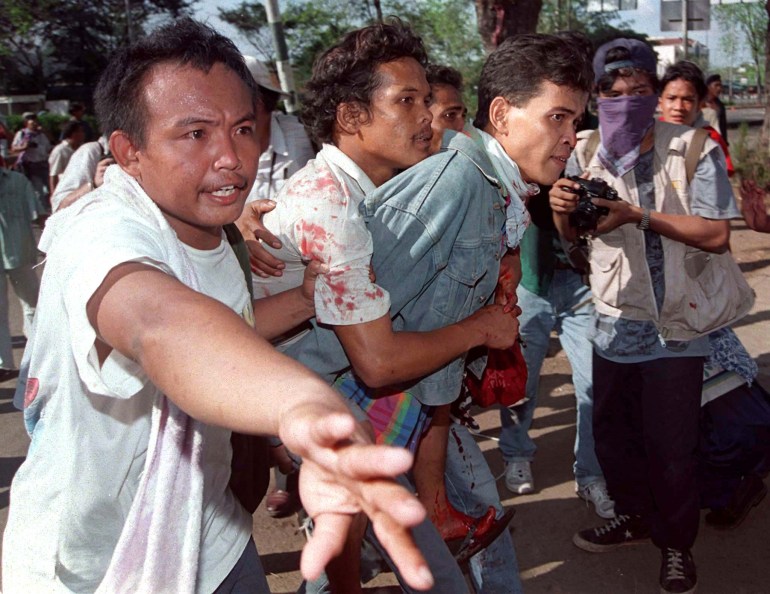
[714,0,768,101]
[217,2,273,61]
[475,0,542,52]
[0,0,194,95]
[218,0,485,95]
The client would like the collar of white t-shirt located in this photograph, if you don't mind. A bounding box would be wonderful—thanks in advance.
[318,143,377,198]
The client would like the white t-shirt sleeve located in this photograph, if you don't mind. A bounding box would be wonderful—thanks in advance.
[281,168,390,326]
[52,206,176,398]
[50,142,104,212]
[48,144,67,176]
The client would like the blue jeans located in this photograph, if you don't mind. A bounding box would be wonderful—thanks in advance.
[499,269,603,488]
[446,423,523,594]
[214,538,270,593]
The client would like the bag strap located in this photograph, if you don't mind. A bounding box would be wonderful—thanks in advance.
[684,128,709,184]
[583,129,601,166]
[583,127,707,185]
[223,222,254,301]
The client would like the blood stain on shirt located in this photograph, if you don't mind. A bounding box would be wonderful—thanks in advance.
[298,221,329,257]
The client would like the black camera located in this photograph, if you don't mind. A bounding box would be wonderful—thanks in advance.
[566,175,619,231]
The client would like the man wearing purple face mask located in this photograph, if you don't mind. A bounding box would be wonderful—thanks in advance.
[550,38,748,594]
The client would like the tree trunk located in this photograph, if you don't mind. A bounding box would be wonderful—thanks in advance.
[474,0,543,53]
[761,0,770,150]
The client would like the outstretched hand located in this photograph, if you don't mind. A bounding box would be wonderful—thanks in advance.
[234,199,287,277]
[279,404,433,591]
[740,179,770,233]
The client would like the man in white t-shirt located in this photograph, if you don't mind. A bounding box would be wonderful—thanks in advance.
[2,18,434,594]
[49,135,114,212]
[48,120,85,193]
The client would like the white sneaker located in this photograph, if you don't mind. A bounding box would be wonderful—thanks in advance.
[505,461,535,494]
[577,481,616,519]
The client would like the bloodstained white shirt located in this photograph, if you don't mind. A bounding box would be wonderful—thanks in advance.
[252,143,391,326]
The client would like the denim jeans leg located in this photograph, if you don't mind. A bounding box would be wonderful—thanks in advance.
[367,473,468,594]
[214,538,271,594]
[498,284,554,463]
[302,473,466,594]
[445,424,523,594]
[552,272,603,487]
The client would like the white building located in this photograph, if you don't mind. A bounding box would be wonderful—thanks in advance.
[650,37,709,75]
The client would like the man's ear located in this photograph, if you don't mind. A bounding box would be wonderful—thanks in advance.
[488,96,511,136]
[335,102,369,136]
[109,131,142,178]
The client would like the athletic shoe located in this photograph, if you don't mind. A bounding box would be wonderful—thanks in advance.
[504,461,534,494]
[572,514,651,553]
[659,547,697,594]
[577,481,616,519]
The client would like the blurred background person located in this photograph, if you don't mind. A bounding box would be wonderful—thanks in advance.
[0,156,41,381]
[63,102,95,142]
[659,61,733,177]
[48,121,85,194]
[10,112,51,212]
[49,134,112,212]
[425,64,467,153]
[704,73,728,144]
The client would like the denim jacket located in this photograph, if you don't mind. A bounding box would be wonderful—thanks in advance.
[284,131,508,405]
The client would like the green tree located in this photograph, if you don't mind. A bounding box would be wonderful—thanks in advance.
[217,2,274,61]
[0,0,194,95]
[474,0,542,52]
[714,0,767,102]
[218,0,486,93]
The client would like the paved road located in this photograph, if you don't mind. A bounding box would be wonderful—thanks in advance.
[1,220,768,593]
[726,106,765,127]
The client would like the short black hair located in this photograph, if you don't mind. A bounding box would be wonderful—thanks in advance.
[69,102,85,116]
[94,17,257,148]
[300,19,428,146]
[706,73,722,86]
[661,61,707,101]
[474,33,593,129]
[596,46,660,95]
[61,121,84,139]
[425,64,463,93]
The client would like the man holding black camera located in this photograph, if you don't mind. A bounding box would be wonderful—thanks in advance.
[550,39,749,594]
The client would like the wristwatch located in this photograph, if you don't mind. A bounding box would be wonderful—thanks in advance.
[637,208,651,230]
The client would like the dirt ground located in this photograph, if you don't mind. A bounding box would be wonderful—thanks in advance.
[0,203,768,594]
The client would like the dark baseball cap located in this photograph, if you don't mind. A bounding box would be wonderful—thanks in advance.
[593,38,657,84]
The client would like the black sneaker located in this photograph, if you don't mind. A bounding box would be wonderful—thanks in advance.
[572,514,651,552]
[659,548,697,594]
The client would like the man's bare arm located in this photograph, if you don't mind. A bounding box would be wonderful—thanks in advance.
[251,260,327,340]
[334,306,520,389]
[85,262,433,590]
[592,197,730,253]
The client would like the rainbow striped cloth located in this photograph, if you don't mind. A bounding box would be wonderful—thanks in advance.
[335,375,432,453]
